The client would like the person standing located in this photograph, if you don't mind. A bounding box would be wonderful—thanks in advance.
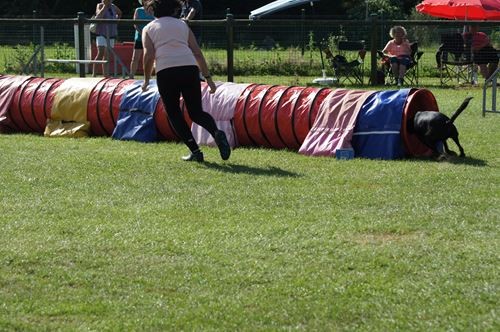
[141,0,230,162]
[130,0,154,79]
[382,26,412,87]
[92,0,122,77]
[180,0,203,44]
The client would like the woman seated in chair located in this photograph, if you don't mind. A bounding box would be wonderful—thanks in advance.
[381,26,412,87]
[464,25,499,80]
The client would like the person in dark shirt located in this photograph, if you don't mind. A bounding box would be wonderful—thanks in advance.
[464,25,499,80]
[180,0,203,44]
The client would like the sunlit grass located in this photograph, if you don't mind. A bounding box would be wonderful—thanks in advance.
[0,88,498,330]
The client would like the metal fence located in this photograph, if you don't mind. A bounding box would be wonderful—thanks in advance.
[0,13,498,87]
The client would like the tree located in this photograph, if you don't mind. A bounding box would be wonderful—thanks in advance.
[0,0,419,18]
[345,0,406,20]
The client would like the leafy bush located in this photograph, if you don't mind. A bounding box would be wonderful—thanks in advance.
[2,43,36,74]
[44,43,75,73]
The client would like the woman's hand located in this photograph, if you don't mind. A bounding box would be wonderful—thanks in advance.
[206,77,217,94]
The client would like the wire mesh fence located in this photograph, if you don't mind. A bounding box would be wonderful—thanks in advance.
[0,15,498,87]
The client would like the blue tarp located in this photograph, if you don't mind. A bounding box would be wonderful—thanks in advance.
[112,81,160,143]
[351,89,410,160]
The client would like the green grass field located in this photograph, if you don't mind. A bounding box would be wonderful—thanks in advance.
[0,86,498,330]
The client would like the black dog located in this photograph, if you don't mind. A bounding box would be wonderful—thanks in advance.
[410,97,473,158]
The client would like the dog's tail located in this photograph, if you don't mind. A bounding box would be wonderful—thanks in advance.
[448,97,473,124]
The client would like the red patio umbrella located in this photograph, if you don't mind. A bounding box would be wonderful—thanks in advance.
[416,0,500,20]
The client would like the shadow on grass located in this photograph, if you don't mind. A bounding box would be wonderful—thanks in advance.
[447,156,488,166]
[202,162,301,177]
[412,155,488,166]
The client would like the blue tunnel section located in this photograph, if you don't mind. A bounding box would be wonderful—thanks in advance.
[352,89,410,160]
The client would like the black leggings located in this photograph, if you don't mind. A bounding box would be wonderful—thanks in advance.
[156,66,218,152]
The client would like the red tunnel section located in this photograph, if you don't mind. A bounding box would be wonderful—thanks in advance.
[87,78,135,136]
[234,84,331,150]
[8,77,64,133]
[402,89,438,157]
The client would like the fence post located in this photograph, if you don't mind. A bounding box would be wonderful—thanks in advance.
[301,8,305,56]
[77,12,86,78]
[33,10,38,75]
[226,10,234,82]
[369,14,378,86]
[40,26,45,77]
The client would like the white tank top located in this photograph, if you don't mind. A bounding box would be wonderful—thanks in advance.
[143,16,197,72]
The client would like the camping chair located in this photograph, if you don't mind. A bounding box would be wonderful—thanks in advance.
[324,40,366,85]
[405,42,424,85]
[439,32,473,85]
[378,42,423,86]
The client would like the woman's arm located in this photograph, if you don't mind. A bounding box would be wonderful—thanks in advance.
[184,7,197,20]
[382,40,392,56]
[133,8,140,32]
[188,29,216,93]
[95,3,106,18]
[141,30,155,91]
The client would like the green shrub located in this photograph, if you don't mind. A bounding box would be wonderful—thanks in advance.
[44,43,75,73]
[2,43,36,74]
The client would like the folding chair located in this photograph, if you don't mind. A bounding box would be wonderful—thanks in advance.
[439,32,473,85]
[405,42,424,85]
[377,42,423,86]
[324,40,366,85]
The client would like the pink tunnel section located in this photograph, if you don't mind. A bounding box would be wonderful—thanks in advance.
[1,75,435,157]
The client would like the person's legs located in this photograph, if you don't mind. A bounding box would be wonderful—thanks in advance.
[477,64,489,79]
[157,68,201,155]
[484,46,499,79]
[130,49,142,79]
[487,62,498,79]
[398,64,407,81]
[390,59,399,83]
[93,46,106,77]
[94,36,114,77]
[436,47,443,68]
[180,68,218,136]
[101,47,109,76]
[130,39,143,79]
[397,57,410,85]
[180,66,230,160]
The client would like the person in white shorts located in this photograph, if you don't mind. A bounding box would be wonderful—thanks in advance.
[92,0,122,77]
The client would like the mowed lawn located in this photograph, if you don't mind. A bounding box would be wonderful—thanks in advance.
[0,86,498,330]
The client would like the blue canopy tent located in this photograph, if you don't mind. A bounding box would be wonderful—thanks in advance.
[249,0,320,20]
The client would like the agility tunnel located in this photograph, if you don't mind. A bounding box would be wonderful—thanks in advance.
[0,74,438,159]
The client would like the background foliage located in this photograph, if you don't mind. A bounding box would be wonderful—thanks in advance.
[1,0,421,19]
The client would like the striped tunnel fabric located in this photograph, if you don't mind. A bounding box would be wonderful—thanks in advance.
[0,75,436,159]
